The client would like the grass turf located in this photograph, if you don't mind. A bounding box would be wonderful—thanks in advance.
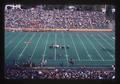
[5,31,115,67]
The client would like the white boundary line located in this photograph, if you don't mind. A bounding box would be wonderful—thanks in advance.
[5,32,21,48]
[83,34,104,61]
[17,33,36,60]
[61,31,69,66]
[45,59,114,61]
[42,32,50,61]
[30,33,43,60]
[92,34,114,60]
[69,33,80,61]
[97,34,114,49]
[6,33,28,59]
[76,33,92,61]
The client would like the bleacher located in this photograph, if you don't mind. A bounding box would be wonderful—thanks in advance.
[5,64,115,79]
[5,5,110,30]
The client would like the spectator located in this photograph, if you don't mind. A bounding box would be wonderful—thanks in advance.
[5,64,115,79]
[5,6,109,29]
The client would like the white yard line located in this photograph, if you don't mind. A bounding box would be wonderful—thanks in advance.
[54,32,57,61]
[61,32,69,66]
[76,33,92,61]
[83,34,104,61]
[97,34,114,49]
[30,33,43,60]
[103,33,114,42]
[92,34,114,59]
[107,52,114,59]
[5,32,20,48]
[6,33,28,59]
[42,33,50,61]
[69,33,80,61]
[17,33,36,60]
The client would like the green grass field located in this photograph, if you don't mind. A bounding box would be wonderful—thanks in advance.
[5,31,115,67]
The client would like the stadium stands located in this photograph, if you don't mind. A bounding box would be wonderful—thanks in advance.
[5,65,115,79]
[5,5,110,30]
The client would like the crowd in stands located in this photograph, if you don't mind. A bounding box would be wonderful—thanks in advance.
[5,6,110,29]
[5,65,115,79]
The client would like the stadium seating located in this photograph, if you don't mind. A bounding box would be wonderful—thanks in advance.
[5,65,115,79]
[5,6,110,29]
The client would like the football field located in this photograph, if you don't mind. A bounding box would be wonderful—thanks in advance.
[5,31,115,67]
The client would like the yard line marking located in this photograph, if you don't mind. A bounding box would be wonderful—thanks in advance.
[103,33,114,42]
[97,34,114,49]
[69,33,80,61]
[6,33,28,59]
[107,51,114,58]
[76,33,92,61]
[42,33,50,61]
[61,31,69,66]
[54,32,57,61]
[5,32,21,48]
[92,34,114,59]
[17,33,36,60]
[30,33,43,60]
[83,34,104,61]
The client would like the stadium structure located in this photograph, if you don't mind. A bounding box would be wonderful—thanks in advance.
[5,5,115,79]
